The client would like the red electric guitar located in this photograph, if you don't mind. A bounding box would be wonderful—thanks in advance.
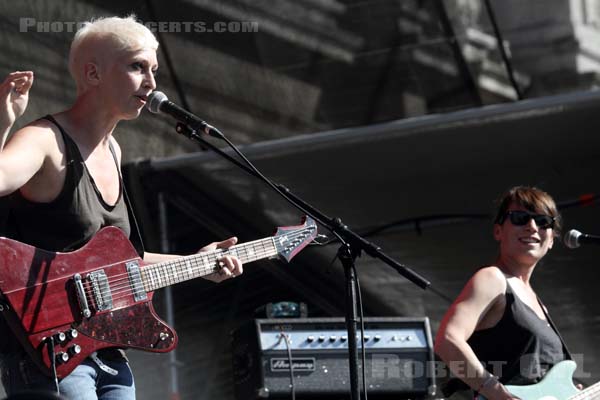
[0,217,317,378]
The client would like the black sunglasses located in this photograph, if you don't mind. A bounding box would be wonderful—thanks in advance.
[500,210,555,229]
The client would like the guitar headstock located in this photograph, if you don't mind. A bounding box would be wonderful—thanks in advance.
[273,216,318,262]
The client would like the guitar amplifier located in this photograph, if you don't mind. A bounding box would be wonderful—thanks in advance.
[231,317,436,399]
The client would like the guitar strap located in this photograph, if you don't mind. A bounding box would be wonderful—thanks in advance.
[90,352,119,376]
[121,178,146,257]
[107,141,146,258]
[537,297,573,360]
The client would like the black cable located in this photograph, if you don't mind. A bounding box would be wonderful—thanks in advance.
[218,134,346,245]
[46,337,60,394]
[144,0,193,110]
[280,332,296,400]
[354,265,368,400]
[483,0,523,100]
[434,0,483,105]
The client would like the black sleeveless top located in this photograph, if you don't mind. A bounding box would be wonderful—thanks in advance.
[468,281,566,385]
[7,115,131,252]
[443,279,569,397]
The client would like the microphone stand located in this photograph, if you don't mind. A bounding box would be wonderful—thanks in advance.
[172,122,431,400]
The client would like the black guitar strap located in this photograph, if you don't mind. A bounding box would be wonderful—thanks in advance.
[109,141,146,257]
[537,297,573,360]
[122,181,146,257]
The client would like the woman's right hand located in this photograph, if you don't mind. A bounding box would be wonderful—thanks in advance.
[0,71,34,131]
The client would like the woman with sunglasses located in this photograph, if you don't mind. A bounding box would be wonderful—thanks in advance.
[434,186,573,400]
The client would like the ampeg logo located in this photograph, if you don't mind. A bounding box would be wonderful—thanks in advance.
[270,358,316,372]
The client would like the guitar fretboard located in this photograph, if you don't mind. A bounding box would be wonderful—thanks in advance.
[141,237,277,291]
[571,380,600,400]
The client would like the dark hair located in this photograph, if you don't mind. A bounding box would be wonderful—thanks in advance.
[493,186,562,235]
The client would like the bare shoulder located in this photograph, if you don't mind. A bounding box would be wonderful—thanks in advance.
[10,118,61,146]
[460,266,507,302]
[0,118,64,197]
[472,266,506,286]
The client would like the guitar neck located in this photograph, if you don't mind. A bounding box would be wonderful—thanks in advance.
[572,380,600,400]
[141,237,277,291]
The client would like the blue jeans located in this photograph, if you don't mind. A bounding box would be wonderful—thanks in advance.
[0,353,136,400]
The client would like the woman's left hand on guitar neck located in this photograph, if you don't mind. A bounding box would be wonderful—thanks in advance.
[198,237,243,283]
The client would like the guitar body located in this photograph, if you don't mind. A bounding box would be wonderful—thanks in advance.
[0,227,176,378]
[0,217,317,379]
[477,360,582,400]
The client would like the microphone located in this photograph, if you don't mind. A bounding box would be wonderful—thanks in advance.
[146,91,223,139]
[563,229,600,248]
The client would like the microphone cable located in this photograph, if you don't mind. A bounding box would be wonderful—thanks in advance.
[277,332,296,400]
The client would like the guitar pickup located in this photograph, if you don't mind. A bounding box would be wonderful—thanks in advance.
[88,270,113,312]
[126,261,147,302]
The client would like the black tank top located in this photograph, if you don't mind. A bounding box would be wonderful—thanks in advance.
[468,280,566,385]
[8,115,131,252]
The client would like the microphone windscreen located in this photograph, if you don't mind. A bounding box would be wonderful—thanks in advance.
[147,91,168,113]
[563,229,582,249]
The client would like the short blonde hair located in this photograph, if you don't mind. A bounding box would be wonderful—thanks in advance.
[69,15,159,91]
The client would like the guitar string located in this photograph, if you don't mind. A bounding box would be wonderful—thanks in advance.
[571,379,600,399]
[85,229,310,291]
[83,228,313,302]
[84,234,282,284]
[85,236,279,294]
[82,236,278,295]
[101,228,313,302]
[81,246,277,304]
[93,247,278,304]
[82,229,314,305]
[82,243,275,302]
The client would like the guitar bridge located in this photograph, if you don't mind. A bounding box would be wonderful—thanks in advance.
[88,270,113,312]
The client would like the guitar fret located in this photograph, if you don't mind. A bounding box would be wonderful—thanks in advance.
[572,380,600,400]
[140,222,315,291]
[148,269,156,290]
[156,268,163,289]
[184,259,193,280]
[170,261,178,284]
[158,265,165,287]
[154,268,162,290]
[162,264,170,285]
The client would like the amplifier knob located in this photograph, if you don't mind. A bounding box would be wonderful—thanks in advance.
[341,335,348,342]
[318,335,325,342]
[306,336,315,343]
[329,335,337,342]
[363,335,370,342]
[374,335,382,342]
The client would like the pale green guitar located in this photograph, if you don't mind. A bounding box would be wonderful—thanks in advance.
[476,360,600,400]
